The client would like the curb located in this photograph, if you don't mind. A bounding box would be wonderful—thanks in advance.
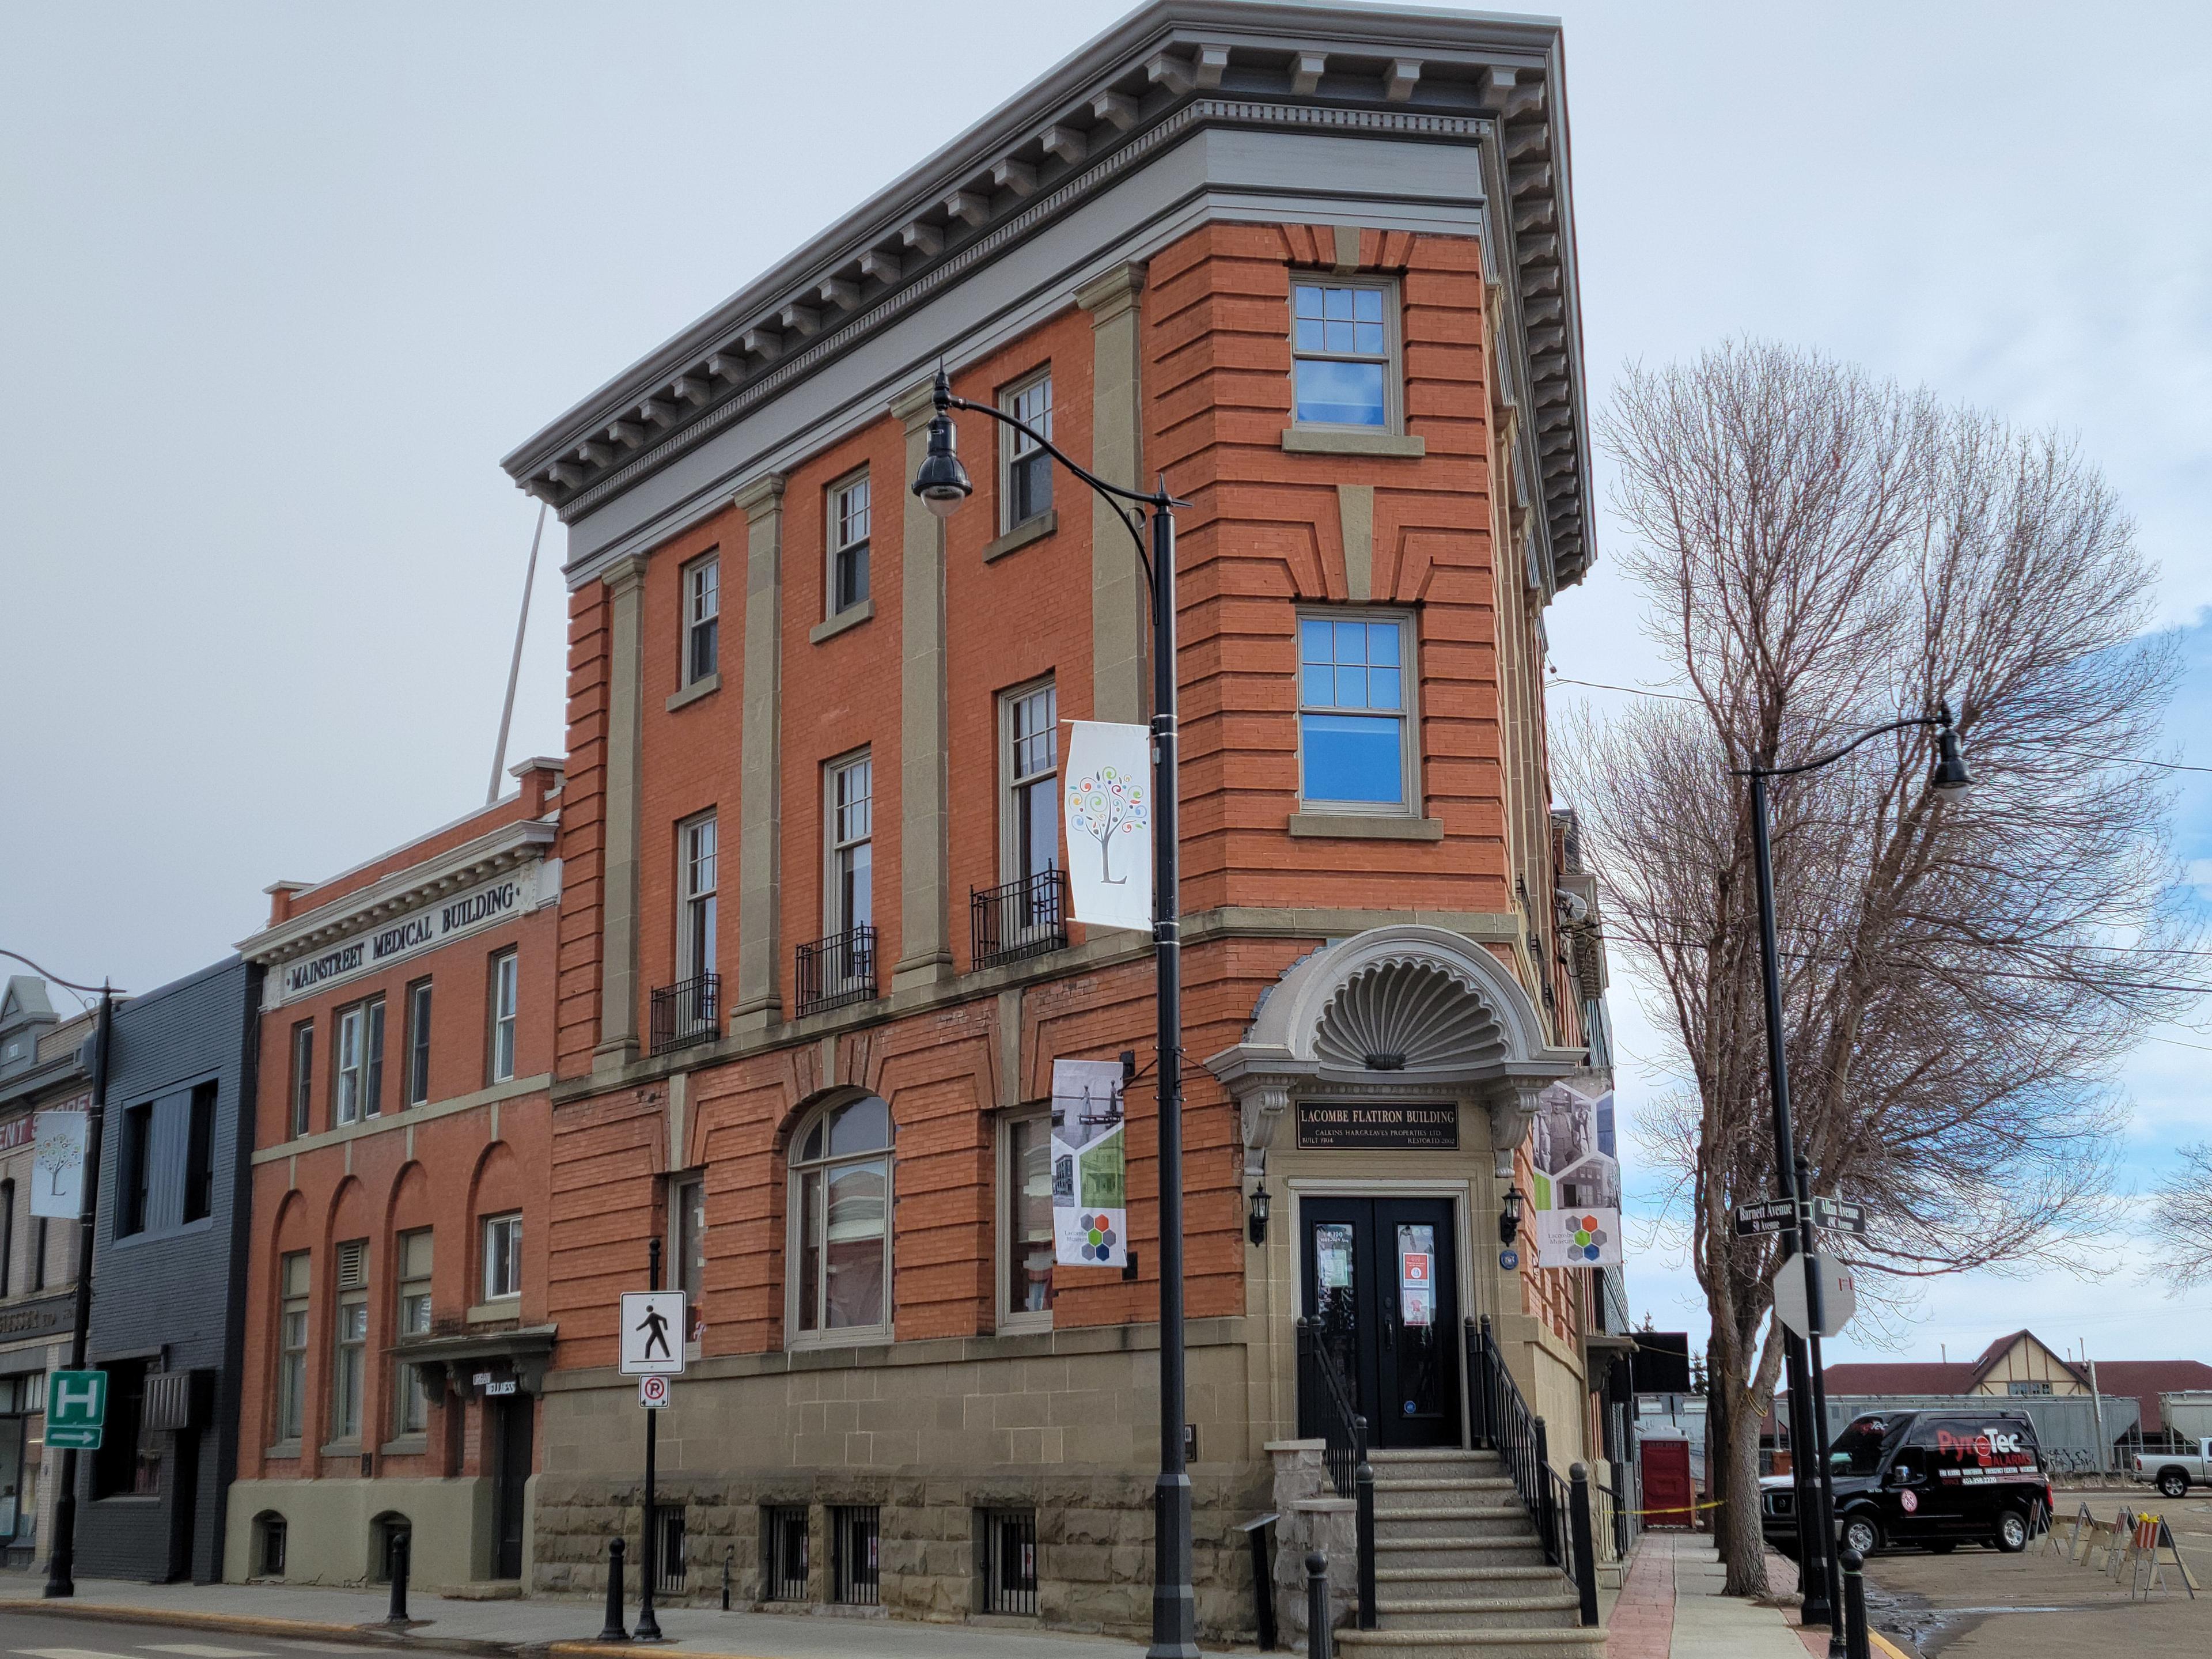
[1867,1635,1914,1659]
[0,1598,531,1656]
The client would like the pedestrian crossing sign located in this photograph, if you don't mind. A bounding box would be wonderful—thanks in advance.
[619,1291,687,1375]
[47,1369,106,1449]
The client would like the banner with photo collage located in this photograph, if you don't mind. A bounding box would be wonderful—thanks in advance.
[1531,1078,1623,1268]
[1051,1058,1126,1270]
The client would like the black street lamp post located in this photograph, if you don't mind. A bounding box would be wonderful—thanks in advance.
[912,368,1199,1659]
[1739,704,1971,1653]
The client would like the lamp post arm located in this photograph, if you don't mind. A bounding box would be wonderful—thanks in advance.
[939,390,1170,510]
[1734,713,1948,782]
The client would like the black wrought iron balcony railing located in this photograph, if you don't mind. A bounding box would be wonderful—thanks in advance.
[971,867,1071,971]
[796,925,877,1017]
[649,972,720,1054]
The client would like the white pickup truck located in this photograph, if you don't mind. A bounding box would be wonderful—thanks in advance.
[2131,1438,2212,1498]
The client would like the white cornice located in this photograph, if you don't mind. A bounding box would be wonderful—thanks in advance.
[237,819,556,966]
[501,0,1590,588]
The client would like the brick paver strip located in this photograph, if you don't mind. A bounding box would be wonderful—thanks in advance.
[1604,1528,1677,1659]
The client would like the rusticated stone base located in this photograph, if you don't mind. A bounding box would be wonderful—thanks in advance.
[529,1465,1268,1641]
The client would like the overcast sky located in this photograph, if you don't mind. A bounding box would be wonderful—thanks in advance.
[5,1,2209,1369]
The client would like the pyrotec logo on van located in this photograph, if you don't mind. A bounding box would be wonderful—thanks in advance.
[1933,1427,2035,1467]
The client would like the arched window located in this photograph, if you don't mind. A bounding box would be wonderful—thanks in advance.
[788,1094,891,1342]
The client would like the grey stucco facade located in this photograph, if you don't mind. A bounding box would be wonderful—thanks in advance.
[76,956,260,1584]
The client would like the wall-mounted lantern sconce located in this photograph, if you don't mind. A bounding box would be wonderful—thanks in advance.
[1499,1188,1526,1247]
[1247,1184,1271,1247]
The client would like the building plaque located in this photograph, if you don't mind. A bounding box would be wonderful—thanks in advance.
[1295,1103,1457,1152]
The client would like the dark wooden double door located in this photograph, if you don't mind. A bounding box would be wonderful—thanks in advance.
[1301,1196,1462,1449]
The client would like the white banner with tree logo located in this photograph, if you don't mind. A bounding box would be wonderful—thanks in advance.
[31,1109,88,1219]
[1051,1058,1127,1269]
[1062,721,1153,932]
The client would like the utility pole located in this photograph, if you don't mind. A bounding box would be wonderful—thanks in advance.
[2084,1346,2108,1476]
[637,1236,663,1641]
[44,983,114,1599]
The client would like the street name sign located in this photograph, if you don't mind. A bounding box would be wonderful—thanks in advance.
[47,1369,107,1450]
[1771,1253,1856,1339]
[1811,1198,1868,1237]
[1732,1198,1798,1238]
[619,1291,687,1375]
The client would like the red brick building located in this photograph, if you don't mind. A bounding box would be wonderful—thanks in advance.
[224,760,563,1586]
[502,2,1618,1641]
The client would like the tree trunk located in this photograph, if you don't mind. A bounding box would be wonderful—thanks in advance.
[1716,1374,1771,1594]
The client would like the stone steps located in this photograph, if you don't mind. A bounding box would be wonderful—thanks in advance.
[1376,1564,1563,1587]
[1374,1538,1551,1569]
[1336,1629,1609,1659]
[1375,1593,1584,1631]
[1371,1504,1540,1540]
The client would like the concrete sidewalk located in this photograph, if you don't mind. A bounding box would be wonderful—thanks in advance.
[1602,1532,1909,1659]
[0,1574,1147,1659]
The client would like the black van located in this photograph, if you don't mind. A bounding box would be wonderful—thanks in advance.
[1762,1410,2052,1557]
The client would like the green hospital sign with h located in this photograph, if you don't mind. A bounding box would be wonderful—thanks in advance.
[46,1370,106,1450]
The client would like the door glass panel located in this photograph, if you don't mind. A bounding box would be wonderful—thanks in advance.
[1392,1222,1445,1429]
[1312,1221,1358,1404]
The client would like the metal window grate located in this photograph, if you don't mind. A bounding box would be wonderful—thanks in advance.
[656,1507,687,1593]
[831,1505,880,1606]
[650,972,721,1054]
[762,1506,808,1602]
[979,1509,1038,1615]
[971,869,1070,970]
[796,926,877,1017]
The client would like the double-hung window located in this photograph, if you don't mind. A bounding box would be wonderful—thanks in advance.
[488,950,518,1084]
[999,372,1053,531]
[1001,1109,1054,1329]
[1290,279,1397,429]
[335,997,384,1124]
[672,1174,706,1346]
[276,1250,309,1442]
[1298,613,1416,810]
[830,473,870,615]
[827,754,873,938]
[790,1094,891,1341]
[404,979,433,1107]
[1002,681,1058,885]
[332,1239,369,1444]
[482,1212,522,1301]
[683,554,719,685]
[289,1021,314,1138]
[394,1229,433,1433]
[680,814,718,985]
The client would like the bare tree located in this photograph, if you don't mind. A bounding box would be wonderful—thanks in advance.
[1557,341,2196,1593]
[2154,1143,2212,1290]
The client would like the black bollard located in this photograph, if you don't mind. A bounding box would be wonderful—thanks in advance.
[1839,1548,1869,1659]
[1305,1550,1332,1659]
[599,1537,631,1642]
[385,1533,411,1627]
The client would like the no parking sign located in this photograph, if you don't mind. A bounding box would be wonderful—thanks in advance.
[638,1373,671,1410]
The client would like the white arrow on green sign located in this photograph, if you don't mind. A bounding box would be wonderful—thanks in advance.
[47,1369,107,1450]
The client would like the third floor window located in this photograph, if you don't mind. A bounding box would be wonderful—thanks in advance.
[827,753,873,936]
[1291,279,1397,430]
[488,950,519,1084]
[830,472,870,616]
[1003,681,1058,884]
[405,979,432,1107]
[1299,613,1415,811]
[999,372,1052,531]
[334,997,384,1126]
[680,813,718,983]
[683,553,719,685]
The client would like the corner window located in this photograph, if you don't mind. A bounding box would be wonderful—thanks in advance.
[395,1228,433,1433]
[1298,613,1415,810]
[488,950,518,1084]
[679,814,718,984]
[1291,279,1397,429]
[683,553,720,685]
[332,1238,369,1443]
[1001,1109,1054,1329]
[482,1212,522,1301]
[998,372,1053,531]
[830,472,870,615]
[1001,681,1059,885]
[183,1081,217,1224]
[335,997,384,1125]
[404,979,433,1107]
[825,754,873,936]
[789,1094,891,1342]
[289,1021,314,1138]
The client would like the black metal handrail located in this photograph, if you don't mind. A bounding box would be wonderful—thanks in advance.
[1296,1317,1377,1630]
[796,925,876,1016]
[649,972,720,1054]
[1466,1315,1599,1627]
[972,867,1070,969]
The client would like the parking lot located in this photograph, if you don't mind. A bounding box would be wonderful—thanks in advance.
[1859,1487,2212,1657]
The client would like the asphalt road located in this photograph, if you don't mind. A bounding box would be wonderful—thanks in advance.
[0,1614,396,1659]
[1862,1486,2212,1658]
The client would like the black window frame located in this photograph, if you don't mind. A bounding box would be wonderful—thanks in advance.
[118,1100,155,1237]
[182,1081,217,1224]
